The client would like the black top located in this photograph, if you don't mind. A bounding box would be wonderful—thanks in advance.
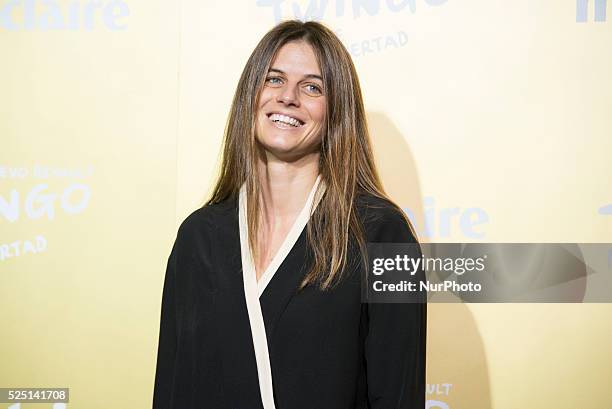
[153,193,427,409]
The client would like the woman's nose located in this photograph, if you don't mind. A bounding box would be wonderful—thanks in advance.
[276,85,299,106]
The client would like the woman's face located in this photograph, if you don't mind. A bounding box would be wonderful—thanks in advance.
[255,40,326,162]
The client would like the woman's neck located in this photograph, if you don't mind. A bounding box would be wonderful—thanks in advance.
[256,150,320,227]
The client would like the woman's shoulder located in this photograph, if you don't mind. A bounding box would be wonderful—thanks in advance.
[175,196,237,240]
[355,192,417,244]
[354,192,405,223]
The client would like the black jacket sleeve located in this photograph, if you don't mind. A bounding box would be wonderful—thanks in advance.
[152,241,178,409]
[364,205,427,409]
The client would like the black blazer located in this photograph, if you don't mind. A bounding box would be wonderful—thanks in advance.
[153,193,427,409]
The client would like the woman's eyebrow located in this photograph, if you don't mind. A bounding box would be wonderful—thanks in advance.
[268,68,323,82]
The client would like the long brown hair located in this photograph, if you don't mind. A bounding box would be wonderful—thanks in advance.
[206,20,417,290]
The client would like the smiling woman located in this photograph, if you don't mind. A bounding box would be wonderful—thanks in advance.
[255,40,326,164]
[153,19,427,409]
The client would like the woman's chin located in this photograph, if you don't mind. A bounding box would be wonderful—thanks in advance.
[258,135,295,152]
[256,133,321,162]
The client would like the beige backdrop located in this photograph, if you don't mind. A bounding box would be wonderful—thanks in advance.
[1,0,611,408]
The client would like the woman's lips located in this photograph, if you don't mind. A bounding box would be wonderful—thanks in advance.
[267,114,305,130]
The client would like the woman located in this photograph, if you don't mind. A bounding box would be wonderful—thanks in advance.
[153,20,426,409]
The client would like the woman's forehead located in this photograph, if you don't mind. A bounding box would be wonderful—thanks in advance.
[269,41,322,77]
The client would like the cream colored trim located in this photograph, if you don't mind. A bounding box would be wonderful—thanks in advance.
[256,174,324,297]
[238,175,325,409]
[239,185,276,409]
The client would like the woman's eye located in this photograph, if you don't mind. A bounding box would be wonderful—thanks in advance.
[306,84,322,94]
[266,77,282,85]
[265,77,322,95]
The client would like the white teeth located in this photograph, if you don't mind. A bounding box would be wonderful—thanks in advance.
[269,113,302,127]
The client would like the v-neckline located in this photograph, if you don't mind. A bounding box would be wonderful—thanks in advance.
[237,175,324,409]
[239,175,324,297]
